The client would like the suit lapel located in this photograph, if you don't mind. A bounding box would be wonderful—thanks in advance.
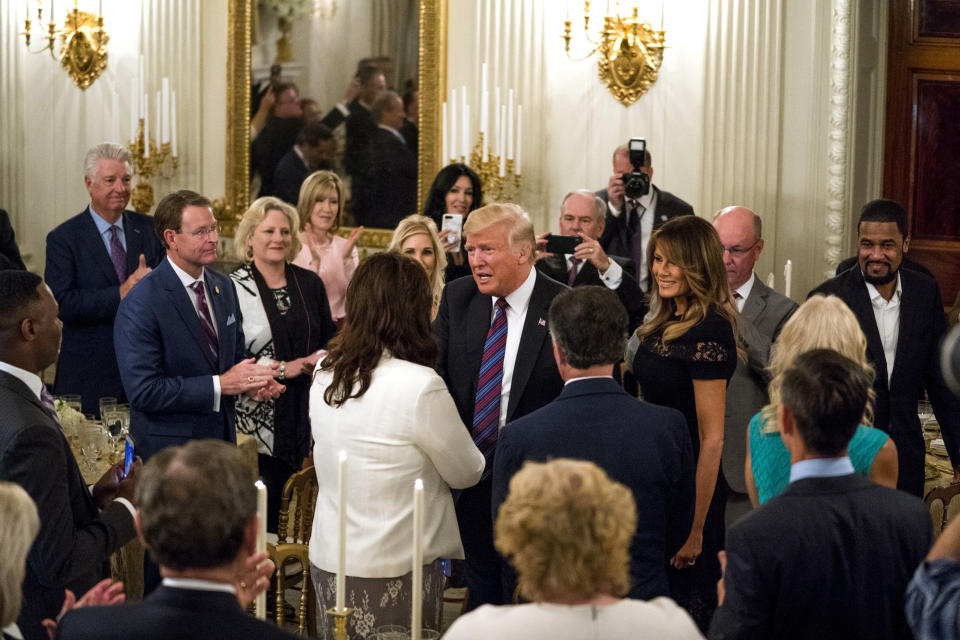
[842,270,888,386]
[466,288,493,391]
[158,261,218,371]
[574,261,600,286]
[81,208,123,285]
[742,278,768,323]
[507,273,552,420]
[122,211,144,275]
[537,255,568,283]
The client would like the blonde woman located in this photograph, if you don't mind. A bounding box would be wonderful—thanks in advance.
[745,295,898,505]
[291,171,364,324]
[388,214,447,317]
[230,196,337,529]
[625,215,739,631]
[443,460,703,639]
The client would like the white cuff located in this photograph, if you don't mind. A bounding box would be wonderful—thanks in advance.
[599,259,623,290]
[336,102,350,116]
[607,201,622,218]
[213,375,221,412]
[114,497,136,519]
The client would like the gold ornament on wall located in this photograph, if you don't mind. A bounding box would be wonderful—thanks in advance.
[21,0,109,91]
[562,2,666,107]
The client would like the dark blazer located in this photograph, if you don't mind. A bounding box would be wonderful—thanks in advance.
[343,98,375,178]
[0,208,25,270]
[57,585,297,640]
[535,253,647,331]
[114,258,246,460]
[400,119,419,157]
[492,377,695,600]
[809,266,960,496]
[272,147,311,205]
[352,127,418,229]
[723,277,797,494]
[595,185,694,261]
[0,371,135,640]
[46,208,164,416]
[252,116,302,198]
[709,473,932,640]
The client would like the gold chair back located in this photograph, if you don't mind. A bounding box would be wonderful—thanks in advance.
[925,482,960,537]
[278,465,319,544]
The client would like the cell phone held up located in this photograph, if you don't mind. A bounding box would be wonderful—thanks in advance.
[441,214,463,253]
[544,235,583,255]
[122,435,135,478]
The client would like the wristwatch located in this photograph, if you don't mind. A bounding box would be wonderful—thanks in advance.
[278,361,286,380]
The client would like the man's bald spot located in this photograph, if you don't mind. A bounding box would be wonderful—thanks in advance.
[714,205,762,241]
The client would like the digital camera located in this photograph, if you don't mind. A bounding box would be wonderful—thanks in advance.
[622,137,650,199]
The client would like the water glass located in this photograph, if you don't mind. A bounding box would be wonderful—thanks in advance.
[99,397,117,418]
[371,625,409,640]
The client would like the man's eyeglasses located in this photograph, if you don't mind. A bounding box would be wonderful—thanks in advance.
[723,239,760,258]
[179,224,220,239]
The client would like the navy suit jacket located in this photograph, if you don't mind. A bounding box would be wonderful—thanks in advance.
[114,258,245,460]
[0,208,25,270]
[491,377,695,600]
[0,371,135,640]
[809,266,960,496]
[46,208,163,415]
[57,585,297,640]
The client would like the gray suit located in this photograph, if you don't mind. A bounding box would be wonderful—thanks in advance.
[722,277,796,522]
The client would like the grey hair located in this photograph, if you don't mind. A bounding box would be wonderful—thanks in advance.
[84,143,133,180]
[560,189,606,223]
[0,482,39,628]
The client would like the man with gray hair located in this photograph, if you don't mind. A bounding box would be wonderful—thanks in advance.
[45,143,163,417]
[57,439,292,639]
[536,189,646,330]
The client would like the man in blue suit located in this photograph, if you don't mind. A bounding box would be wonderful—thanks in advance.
[114,190,282,462]
[46,143,164,416]
[491,285,695,602]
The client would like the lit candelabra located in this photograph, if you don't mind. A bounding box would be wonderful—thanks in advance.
[21,0,109,90]
[127,60,179,213]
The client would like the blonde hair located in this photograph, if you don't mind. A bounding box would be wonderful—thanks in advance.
[0,482,40,628]
[761,295,876,432]
[388,214,447,310]
[495,459,636,602]
[233,196,302,262]
[297,170,344,232]
[463,202,537,264]
[636,216,742,355]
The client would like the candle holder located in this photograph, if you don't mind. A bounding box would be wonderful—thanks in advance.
[467,133,522,202]
[325,607,354,640]
[127,119,179,213]
[21,0,109,90]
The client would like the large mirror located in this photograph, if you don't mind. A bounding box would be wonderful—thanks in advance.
[223,0,445,249]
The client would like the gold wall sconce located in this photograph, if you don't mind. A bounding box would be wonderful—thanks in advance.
[562,1,666,107]
[21,0,109,91]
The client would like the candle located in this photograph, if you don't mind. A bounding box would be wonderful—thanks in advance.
[499,105,506,177]
[170,91,178,156]
[507,89,515,160]
[161,77,170,144]
[461,85,467,162]
[155,91,161,146]
[143,93,149,158]
[449,89,456,164]
[441,102,448,168]
[335,450,347,612]
[481,92,489,163]
[138,55,144,117]
[411,479,424,640]
[130,77,138,142]
[255,480,267,620]
[766,272,775,289]
[111,91,119,143]
[784,259,793,298]
[515,105,523,175]
[481,63,488,110]
[494,87,501,153]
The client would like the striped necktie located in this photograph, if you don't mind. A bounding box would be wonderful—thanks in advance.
[190,281,219,363]
[472,297,509,479]
[108,225,128,282]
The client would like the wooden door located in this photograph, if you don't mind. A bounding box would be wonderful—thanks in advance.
[884,0,960,308]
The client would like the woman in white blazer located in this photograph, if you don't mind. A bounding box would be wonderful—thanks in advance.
[309,252,484,640]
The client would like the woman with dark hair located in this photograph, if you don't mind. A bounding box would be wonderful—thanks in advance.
[309,253,484,639]
[422,163,482,281]
[625,215,739,632]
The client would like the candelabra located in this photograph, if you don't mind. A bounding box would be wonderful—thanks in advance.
[562,2,666,107]
[127,121,178,213]
[21,0,109,90]
[468,133,521,202]
[325,607,353,640]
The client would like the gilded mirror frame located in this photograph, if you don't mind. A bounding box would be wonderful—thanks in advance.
[222,0,446,243]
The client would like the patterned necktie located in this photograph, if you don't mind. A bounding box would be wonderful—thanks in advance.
[629,202,648,292]
[472,298,509,479]
[39,386,63,430]
[190,281,219,363]
[567,257,582,286]
[108,225,128,283]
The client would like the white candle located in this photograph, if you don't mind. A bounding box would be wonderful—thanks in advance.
[507,89,515,160]
[766,272,775,289]
[481,63,488,110]
[335,450,347,612]
[411,479,424,640]
[155,91,161,146]
[441,102,448,168]
[255,480,267,620]
[515,105,523,175]
[481,92,489,163]
[111,91,119,143]
[161,77,170,144]
[138,55,144,117]
[784,259,793,298]
[130,78,138,142]
[449,89,456,164]
[499,105,506,177]
[170,91,178,156]
[494,87,501,154]
[143,93,149,158]
[461,85,468,162]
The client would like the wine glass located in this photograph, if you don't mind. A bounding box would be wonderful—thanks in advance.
[79,424,106,474]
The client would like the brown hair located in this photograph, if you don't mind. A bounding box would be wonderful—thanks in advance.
[153,190,212,249]
[318,252,437,407]
[297,171,344,233]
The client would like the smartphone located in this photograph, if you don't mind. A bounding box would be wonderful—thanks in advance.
[122,435,135,478]
[441,214,463,253]
[545,235,583,255]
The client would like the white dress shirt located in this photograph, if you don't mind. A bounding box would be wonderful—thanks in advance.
[564,254,623,290]
[865,272,902,384]
[734,272,757,313]
[166,257,222,410]
[608,187,657,289]
[490,267,537,428]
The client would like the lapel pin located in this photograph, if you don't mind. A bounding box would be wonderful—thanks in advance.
[215,285,220,294]
[538,318,546,327]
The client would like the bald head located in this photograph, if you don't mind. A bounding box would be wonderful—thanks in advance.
[713,206,763,290]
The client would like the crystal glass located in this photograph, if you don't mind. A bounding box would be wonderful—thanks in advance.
[371,626,409,640]
[79,424,107,471]
[99,397,117,418]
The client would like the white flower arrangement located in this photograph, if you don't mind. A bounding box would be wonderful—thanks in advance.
[262,0,312,21]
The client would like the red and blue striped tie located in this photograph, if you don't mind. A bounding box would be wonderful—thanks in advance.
[190,281,220,364]
[472,297,509,479]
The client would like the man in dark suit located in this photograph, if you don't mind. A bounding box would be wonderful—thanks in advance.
[492,286,695,601]
[352,91,417,229]
[343,66,386,182]
[434,203,566,609]
[251,83,304,198]
[0,271,139,640]
[45,143,164,417]
[536,190,646,331]
[272,122,335,205]
[809,199,960,496]
[113,190,282,462]
[713,206,797,524]
[58,439,293,640]
[595,144,693,292]
[0,208,25,270]
[710,349,932,639]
